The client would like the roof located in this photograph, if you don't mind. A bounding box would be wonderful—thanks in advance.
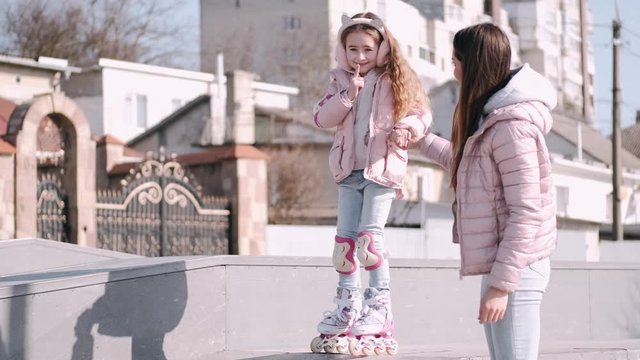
[108,145,269,175]
[177,145,270,165]
[0,54,80,74]
[97,134,126,146]
[0,97,16,153]
[551,113,640,169]
[94,58,214,82]
[127,94,209,146]
[0,138,15,154]
[0,97,16,135]
[621,122,640,158]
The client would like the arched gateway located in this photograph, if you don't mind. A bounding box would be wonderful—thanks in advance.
[3,93,96,246]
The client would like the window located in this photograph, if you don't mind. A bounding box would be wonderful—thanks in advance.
[136,95,147,127]
[284,47,299,62]
[172,98,183,111]
[556,186,569,216]
[284,15,302,30]
[407,45,412,58]
[419,47,427,60]
[126,93,148,128]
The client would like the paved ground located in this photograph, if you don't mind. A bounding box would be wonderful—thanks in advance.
[213,339,640,359]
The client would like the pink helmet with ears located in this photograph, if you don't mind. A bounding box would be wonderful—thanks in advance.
[335,14,390,72]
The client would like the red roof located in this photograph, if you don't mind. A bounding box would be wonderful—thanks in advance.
[0,138,15,154]
[108,145,270,175]
[0,97,16,136]
[96,134,126,146]
[177,145,270,165]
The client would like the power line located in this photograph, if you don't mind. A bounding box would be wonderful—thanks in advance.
[625,48,640,59]
[623,26,640,40]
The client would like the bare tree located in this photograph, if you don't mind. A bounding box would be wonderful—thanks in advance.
[2,0,186,67]
[268,145,322,224]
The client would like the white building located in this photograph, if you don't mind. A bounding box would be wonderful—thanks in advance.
[404,0,522,85]
[0,55,79,104]
[503,0,595,123]
[62,58,298,143]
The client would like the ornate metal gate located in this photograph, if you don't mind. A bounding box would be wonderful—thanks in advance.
[96,155,230,256]
[36,116,69,242]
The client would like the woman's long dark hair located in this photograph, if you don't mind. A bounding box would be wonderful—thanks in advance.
[450,23,512,189]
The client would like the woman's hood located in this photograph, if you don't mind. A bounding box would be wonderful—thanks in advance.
[484,63,557,115]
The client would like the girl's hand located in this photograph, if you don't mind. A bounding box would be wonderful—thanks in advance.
[389,127,419,149]
[478,287,509,324]
[347,64,364,100]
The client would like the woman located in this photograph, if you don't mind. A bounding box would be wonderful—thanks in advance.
[407,23,557,359]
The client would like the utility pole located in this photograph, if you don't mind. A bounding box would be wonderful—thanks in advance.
[612,17,623,241]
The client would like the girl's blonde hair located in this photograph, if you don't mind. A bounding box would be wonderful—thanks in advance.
[341,12,429,122]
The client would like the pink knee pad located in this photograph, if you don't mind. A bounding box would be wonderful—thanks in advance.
[356,232,384,270]
[332,236,356,274]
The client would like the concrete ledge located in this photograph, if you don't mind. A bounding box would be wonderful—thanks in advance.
[1,239,639,359]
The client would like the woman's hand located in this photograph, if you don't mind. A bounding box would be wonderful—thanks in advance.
[478,287,508,324]
[347,64,364,100]
[389,126,420,149]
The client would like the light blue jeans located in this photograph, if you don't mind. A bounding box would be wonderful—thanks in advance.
[481,257,551,360]
[336,170,395,290]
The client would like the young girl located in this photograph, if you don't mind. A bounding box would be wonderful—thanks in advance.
[410,23,557,360]
[310,12,430,356]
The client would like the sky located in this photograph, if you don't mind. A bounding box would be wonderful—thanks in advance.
[588,0,640,134]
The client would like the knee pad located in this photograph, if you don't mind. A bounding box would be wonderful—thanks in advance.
[332,236,356,274]
[356,232,384,270]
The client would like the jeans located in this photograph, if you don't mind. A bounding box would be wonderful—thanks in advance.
[336,170,395,290]
[481,257,551,360]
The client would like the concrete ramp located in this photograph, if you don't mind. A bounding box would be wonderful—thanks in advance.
[1,238,639,359]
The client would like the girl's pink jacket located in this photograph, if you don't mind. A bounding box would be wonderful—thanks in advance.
[419,64,557,292]
[313,68,431,189]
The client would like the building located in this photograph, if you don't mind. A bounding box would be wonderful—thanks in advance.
[200,0,521,105]
[199,0,443,105]
[61,58,298,144]
[0,55,96,245]
[503,0,595,123]
[61,58,219,143]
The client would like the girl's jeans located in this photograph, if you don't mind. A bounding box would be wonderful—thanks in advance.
[336,170,395,290]
[481,257,551,360]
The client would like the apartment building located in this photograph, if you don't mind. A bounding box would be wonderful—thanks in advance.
[201,0,450,105]
[503,0,595,123]
[201,0,524,106]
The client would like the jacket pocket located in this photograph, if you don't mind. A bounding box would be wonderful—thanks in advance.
[382,143,407,184]
[329,135,345,175]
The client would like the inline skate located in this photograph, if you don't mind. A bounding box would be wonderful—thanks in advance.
[310,287,362,354]
[348,287,398,356]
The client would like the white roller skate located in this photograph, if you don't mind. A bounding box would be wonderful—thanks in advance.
[310,287,362,354]
[349,287,398,356]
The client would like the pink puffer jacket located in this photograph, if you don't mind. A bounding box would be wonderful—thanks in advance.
[313,67,430,188]
[419,64,557,292]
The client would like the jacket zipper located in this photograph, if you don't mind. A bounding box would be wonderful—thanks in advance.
[364,72,384,179]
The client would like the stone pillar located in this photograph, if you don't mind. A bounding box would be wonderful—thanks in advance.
[221,145,268,255]
[7,93,96,246]
[0,146,15,240]
[225,70,255,144]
